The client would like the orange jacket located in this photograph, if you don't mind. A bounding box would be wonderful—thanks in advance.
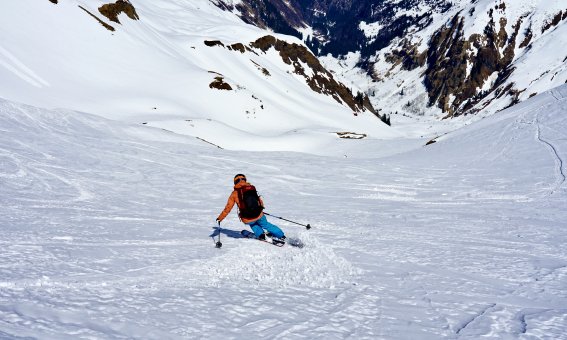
[217,181,264,224]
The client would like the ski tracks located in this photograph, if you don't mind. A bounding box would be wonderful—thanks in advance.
[535,90,567,195]
[0,45,50,88]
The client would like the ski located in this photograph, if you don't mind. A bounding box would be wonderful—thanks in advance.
[241,230,285,247]
[240,230,304,248]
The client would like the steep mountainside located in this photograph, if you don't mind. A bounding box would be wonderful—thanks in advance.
[214,0,567,121]
[0,0,389,153]
[371,0,567,119]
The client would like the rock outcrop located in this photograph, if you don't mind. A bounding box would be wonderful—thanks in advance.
[205,35,381,117]
[98,0,139,24]
[424,10,525,116]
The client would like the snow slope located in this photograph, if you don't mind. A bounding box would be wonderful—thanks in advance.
[1,84,566,338]
[0,0,390,153]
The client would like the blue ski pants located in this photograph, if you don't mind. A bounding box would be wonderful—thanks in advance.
[247,215,284,238]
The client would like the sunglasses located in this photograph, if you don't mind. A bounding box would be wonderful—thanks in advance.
[234,177,246,184]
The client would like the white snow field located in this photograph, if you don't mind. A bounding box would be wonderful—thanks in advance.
[1,83,566,338]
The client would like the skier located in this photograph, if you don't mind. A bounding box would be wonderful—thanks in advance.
[216,174,286,242]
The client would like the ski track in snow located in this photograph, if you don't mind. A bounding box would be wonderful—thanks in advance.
[1,92,567,339]
[535,89,567,195]
[0,46,50,88]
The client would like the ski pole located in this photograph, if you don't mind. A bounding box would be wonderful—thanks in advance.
[215,221,223,248]
[264,212,311,230]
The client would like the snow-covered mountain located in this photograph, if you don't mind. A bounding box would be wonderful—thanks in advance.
[0,0,390,153]
[215,0,567,121]
[5,0,563,144]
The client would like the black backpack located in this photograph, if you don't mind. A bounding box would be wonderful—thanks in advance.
[236,184,264,219]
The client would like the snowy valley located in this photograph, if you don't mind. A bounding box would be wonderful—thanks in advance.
[1,0,567,339]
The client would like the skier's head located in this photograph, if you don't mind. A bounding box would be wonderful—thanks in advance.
[234,174,246,185]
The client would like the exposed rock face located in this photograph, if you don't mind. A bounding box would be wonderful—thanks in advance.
[229,43,247,53]
[204,40,224,48]
[542,10,566,33]
[74,1,138,32]
[205,35,380,116]
[250,35,378,115]
[209,76,233,91]
[212,0,304,39]
[98,0,139,24]
[385,39,427,72]
[48,0,58,4]
[424,11,524,116]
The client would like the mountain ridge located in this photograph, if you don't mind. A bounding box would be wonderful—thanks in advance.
[213,0,567,120]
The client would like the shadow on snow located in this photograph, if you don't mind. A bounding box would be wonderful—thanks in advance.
[209,227,246,240]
